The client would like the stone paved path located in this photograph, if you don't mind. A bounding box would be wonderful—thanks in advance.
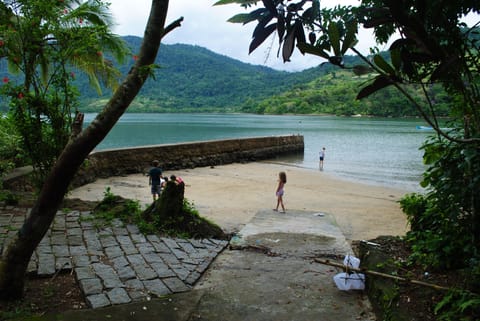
[0,206,227,308]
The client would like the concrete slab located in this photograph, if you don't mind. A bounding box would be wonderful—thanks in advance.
[231,209,351,257]
[41,209,376,320]
[191,209,374,321]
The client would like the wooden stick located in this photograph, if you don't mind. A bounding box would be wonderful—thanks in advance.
[314,258,452,291]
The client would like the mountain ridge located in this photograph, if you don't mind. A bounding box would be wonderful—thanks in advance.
[78,36,333,112]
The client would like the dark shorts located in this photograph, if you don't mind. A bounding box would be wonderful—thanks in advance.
[151,184,161,195]
[319,157,324,161]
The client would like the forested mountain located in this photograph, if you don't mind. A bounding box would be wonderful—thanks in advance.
[1,35,452,116]
[243,69,452,117]
[78,36,333,112]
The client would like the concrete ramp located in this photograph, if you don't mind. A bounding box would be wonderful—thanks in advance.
[191,209,375,321]
[233,209,351,257]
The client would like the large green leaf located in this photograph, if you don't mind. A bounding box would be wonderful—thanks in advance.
[297,42,330,59]
[357,75,393,99]
[341,19,358,55]
[282,27,296,62]
[294,20,306,45]
[312,0,320,19]
[249,23,277,54]
[328,22,341,56]
[390,48,401,70]
[214,0,260,5]
[277,13,285,43]
[262,0,277,16]
[352,64,373,76]
[373,54,396,75]
[227,13,259,24]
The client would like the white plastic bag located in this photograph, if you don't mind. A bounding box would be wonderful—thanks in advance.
[333,272,365,290]
[333,255,365,291]
[343,254,360,269]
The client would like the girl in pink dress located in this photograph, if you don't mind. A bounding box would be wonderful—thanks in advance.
[274,171,287,213]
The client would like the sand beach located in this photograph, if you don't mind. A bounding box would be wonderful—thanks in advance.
[69,161,410,242]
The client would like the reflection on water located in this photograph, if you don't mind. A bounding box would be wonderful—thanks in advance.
[84,113,431,192]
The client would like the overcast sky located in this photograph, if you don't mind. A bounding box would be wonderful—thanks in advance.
[108,0,478,72]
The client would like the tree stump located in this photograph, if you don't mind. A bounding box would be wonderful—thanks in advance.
[143,181,185,222]
[142,180,227,239]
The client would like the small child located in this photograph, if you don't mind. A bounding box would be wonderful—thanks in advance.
[319,147,326,170]
[170,174,185,186]
[274,171,287,213]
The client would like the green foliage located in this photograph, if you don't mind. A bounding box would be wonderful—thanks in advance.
[75,40,328,113]
[2,37,453,117]
[0,0,128,187]
[0,189,19,206]
[399,136,480,271]
[91,187,153,232]
[0,306,35,321]
[379,285,400,321]
[435,290,480,321]
[91,187,223,239]
[399,193,428,232]
[140,182,226,239]
[242,69,452,116]
[0,112,25,178]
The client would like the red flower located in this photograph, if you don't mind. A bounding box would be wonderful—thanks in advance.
[0,40,4,47]
[133,55,138,61]
[18,92,24,99]
[2,77,9,83]
[79,18,83,24]
[63,9,68,14]
[96,51,102,57]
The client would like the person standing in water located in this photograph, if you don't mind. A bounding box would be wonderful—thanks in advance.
[273,171,287,213]
[319,147,326,171]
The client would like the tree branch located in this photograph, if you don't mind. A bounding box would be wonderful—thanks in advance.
[163,17,184,38]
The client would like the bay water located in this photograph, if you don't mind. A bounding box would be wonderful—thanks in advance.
[84,113,432,192]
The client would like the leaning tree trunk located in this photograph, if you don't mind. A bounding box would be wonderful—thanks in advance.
[0,0,181,300]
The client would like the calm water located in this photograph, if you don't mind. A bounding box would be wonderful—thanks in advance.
[84,113,432,192]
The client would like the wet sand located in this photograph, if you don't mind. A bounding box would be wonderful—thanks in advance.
[68,161,410,241]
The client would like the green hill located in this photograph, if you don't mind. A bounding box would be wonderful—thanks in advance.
[241,69,451,117]
[79,36,331,112]
[1,35,452,116]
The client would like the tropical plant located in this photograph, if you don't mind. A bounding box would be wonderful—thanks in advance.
[0,0,130,186]
[0,112,24,178]
[0,0,182,300]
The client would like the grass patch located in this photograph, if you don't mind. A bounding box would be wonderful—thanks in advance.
[91,187,226,239]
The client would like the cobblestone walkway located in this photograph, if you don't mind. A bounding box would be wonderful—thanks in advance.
[0,207,228,308]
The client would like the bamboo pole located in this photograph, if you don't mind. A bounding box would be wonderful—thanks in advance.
[314,258,452,291]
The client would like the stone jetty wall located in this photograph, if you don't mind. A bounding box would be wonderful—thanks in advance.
[3,135,304,191]
[74,135,303,187]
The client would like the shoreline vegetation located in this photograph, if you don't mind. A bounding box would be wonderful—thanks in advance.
[79,109,430,119]
[1,41,452,117]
